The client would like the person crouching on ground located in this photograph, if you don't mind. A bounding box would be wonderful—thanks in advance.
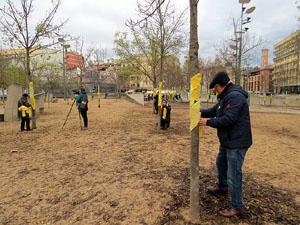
[161,98,171,129]
[18,93,32,131]
[199,71,252,217]
[76,88,88,130]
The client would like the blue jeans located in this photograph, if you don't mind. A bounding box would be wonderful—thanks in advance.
[216,145,247,210]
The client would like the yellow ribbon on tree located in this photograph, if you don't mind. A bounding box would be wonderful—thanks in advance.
[29,82,36,110]
[190,73,202,136]
[162,106,167,119]
[98,84,100,99]
[158,82,162,107]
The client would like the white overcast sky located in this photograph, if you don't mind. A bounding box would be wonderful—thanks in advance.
[1,0,299,66]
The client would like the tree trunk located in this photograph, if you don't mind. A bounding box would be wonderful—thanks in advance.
[152,79,156,114]
[157,0,164,129]
[189,0,200,222]
[26,48,37,129]
[80,68,83,87]
[1,88,5,107]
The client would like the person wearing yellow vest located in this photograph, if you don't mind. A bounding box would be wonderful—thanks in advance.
[160,98,171,129]
[18,93,32,131]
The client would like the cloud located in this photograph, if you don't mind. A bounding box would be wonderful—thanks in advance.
[1,0,299,66]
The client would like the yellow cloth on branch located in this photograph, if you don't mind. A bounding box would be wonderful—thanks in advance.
[18,106,31,118]
[190,73,202,136]
[29,82,36,110]
[158,82,162,107]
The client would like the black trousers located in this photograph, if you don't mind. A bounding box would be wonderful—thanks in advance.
[161,119,170,129]
[80,110,88,127]
[21,117,30,131]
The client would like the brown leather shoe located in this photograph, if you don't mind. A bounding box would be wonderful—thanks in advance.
[207,186,227,194]
[219,208,243,217]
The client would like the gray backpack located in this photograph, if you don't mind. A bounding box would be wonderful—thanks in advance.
[80,94,88,109]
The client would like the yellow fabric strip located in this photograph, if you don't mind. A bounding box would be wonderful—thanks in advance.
[29,82,36,110]
[190,73,202,136]
[158,82,162,107]
[163,107,167,119]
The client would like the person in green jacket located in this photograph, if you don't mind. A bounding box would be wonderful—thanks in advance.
[76,88,88,130]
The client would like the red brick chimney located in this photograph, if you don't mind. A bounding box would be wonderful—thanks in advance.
[261,49,269,68]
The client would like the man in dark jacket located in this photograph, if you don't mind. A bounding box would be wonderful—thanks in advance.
[18,93,32,131]
[199,72,252,217]
[76,88,88,130]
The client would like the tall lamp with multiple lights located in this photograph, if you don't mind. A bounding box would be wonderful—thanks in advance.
[58,38,70,101]
[236,0,255,85]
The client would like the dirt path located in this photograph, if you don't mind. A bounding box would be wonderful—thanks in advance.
[0,99,299,224]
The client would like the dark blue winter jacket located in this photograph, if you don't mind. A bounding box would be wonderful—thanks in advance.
[201,83,252,149]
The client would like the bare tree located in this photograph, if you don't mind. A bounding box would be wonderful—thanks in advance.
[0,0,68,83]
[0,0,68,128]
[115,0,186,119]
[215,18,262,82]
[199,56,225,94]
[0,48,10,106]
[73,38,95,87]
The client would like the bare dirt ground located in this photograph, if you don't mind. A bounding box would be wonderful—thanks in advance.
[0,98,299,225]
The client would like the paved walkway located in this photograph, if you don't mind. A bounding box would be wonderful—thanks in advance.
[250,105,300,114]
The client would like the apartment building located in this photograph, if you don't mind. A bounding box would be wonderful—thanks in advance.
[273,30,300,94]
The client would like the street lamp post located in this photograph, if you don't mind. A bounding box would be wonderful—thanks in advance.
[236,0,255,85]
[58,38,70,101]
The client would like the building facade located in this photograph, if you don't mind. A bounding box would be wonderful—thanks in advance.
[242,49,274,94]
[273,30,300,94]
[66,52,84,69]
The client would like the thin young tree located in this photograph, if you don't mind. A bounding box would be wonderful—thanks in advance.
[74,38,94,87]
[189,0,200,222]
[0,0,68,128]
[115,0,186,118]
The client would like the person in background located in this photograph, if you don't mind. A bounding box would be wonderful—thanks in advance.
[161,98,171,129]
[76,88,89,130]
[18,93,32,131]
[199,71,252,217]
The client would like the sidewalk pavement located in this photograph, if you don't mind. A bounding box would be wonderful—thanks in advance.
[250,105,300,115]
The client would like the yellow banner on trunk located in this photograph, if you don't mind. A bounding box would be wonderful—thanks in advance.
[190,73,202,136]
[29,82,36,110]
[98,84,100,99]
[158,82,162,107]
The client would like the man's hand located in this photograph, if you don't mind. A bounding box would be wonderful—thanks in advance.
[199,118,208,126]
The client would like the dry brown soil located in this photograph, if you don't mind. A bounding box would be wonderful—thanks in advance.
[0,99,299,225]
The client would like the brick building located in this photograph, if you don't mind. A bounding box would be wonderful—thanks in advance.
[244,49,274,93]
[66,52,84,69]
